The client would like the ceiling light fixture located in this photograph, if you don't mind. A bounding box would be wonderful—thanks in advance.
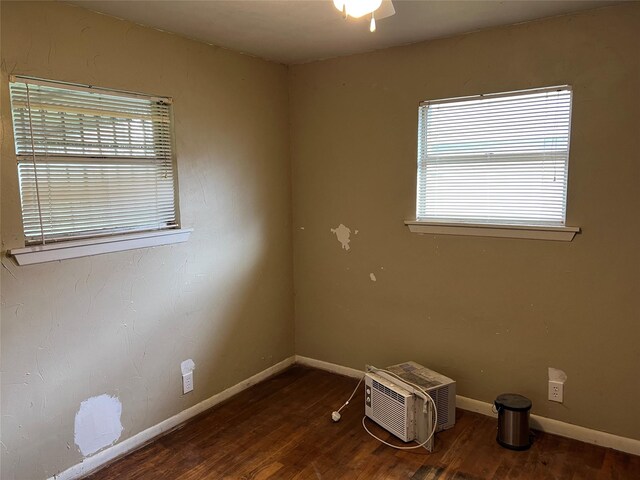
[333,0,386,32]
[333,0,382,19]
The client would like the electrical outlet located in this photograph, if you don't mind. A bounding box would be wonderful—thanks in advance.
[182,371,194,394]
[548,380,563,403]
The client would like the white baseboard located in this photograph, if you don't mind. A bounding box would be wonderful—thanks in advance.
[296,355,640,456]
[50,356,296,480]
[295,355,364,379]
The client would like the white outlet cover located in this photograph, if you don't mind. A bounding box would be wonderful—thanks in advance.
[183,371,194,394]
[548,380,564,403]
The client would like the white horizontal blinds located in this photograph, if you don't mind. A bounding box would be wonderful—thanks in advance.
[9,78,177,243]
[417,86,572,226]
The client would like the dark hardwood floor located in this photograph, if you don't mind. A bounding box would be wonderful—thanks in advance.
[85,366,639,479]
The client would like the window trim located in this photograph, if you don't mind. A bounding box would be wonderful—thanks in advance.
[405,221,578,241]
[9,228,193,265]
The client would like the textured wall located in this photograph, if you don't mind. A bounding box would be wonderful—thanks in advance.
[290,4,640,440]
[1,2,293,479]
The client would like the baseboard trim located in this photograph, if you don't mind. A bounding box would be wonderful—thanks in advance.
[296,355,364,379]
[295,355,640,456]
[50,356,296,480]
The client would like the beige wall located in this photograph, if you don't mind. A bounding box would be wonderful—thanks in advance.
[290,3,639,441]
[1,2,293,479]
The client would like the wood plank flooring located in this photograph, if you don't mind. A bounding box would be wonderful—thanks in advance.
[85,366,639,479]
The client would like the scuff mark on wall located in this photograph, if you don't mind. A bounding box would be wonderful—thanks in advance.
[369,273,377,282]
[1,259,19,280]
[330,224,352,251]
[74,394,123,457]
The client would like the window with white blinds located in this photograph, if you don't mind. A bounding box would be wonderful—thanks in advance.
[9,76,178,244]
[417,86,573,226]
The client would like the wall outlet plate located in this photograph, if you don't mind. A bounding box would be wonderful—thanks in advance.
[183,371,194,394]
[548,380,564,403]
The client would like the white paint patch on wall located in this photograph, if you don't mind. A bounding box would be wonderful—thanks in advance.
[74,395,123,457]
[181,358,196,376]
[369,273,377,282]
[549,367,567,383]
[330,224,352,251]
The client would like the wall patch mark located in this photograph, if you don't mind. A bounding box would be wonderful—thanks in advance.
[369,273,377,282]
[181,358,196,376]
[549,367,567,383]
[74,394,123,457]
[330,224,352,251]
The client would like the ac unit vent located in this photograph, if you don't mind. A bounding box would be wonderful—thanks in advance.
[431,388,448,425]
[372,379,405,405]
[371,386,406,438]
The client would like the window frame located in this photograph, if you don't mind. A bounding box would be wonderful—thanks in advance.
[407,86,580,241]
[7,75,191,264]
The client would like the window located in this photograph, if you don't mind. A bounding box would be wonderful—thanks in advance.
[8,76,190,264]
[408,86,579,241]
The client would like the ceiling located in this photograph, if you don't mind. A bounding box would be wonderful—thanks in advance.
[68,0,615,64]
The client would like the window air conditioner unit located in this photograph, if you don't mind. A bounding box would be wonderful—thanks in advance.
[365,362,456,451]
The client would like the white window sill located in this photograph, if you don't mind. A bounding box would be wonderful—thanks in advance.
[9,228,193,266]
[405,221,579,241]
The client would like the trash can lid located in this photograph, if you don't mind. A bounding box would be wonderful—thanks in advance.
[495,393,532,411]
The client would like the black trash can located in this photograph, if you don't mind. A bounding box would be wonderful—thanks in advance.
[495,393,532,450]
